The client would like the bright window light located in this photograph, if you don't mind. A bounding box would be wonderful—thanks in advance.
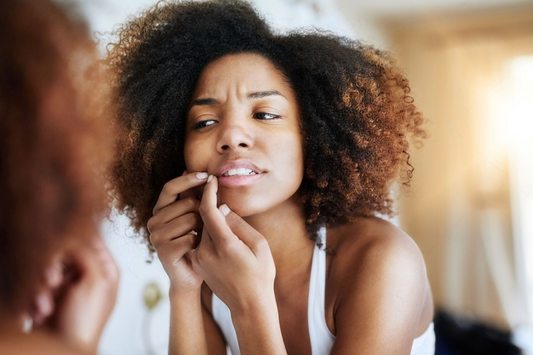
[506,55,533,355]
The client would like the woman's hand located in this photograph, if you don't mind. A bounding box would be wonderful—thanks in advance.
[191,175,277,313]
[37,235,119,354]
[147,172,209,294]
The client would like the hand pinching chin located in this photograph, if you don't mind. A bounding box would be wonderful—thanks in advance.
[192,175,276,312]
[147,171,211,293]
[149,171,275,306]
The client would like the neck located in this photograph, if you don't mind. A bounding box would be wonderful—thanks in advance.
[243,195,315,280]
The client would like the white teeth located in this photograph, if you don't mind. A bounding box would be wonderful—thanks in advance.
[223,168,257,177]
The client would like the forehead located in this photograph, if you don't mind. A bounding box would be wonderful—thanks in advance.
[192,53,290,97]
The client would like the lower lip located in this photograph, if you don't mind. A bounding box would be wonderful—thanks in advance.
[218,173,264,187]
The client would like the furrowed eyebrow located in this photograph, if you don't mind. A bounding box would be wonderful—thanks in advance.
[190,90,286,108]
[248,90,286,99]
[190,98,219,107]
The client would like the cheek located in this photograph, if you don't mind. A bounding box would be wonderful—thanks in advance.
[183,140,207,172]
[183,141,208,198]
[275,133,305,183]
[292,146,305,185]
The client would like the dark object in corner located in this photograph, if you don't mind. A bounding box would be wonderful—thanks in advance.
[434,309,523,355]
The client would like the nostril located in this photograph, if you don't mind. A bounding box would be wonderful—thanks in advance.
[218,140,251,151]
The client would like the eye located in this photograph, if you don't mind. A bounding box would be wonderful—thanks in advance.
[253,112,281,120]
[192,119,217,130]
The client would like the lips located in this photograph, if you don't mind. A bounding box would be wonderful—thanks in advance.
[222,167,257,177]
[216,160,263,177]
[216,160,265,187]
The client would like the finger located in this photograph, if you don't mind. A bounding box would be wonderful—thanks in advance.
[67,236,119,289]
[147,197,201,232]
[31,259,66,325]
[197,224,213,250]
[31,292,54,325]
[190,226,212,270]
[33,292,54,325]
[149,212,203,249]
[180,186,197,200]
[220,204,269,256]
[90,236,120,281]
[61,236,117,286]
[180,170,197,200]
[19,312,32,333]
[153,172,209,215]
[198,176,234,246]
[45,262,64,289]
[158,233,200,262]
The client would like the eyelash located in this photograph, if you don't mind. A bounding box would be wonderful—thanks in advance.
[254,112,281,120]
[192,112,281,130]
[192,120,216,130]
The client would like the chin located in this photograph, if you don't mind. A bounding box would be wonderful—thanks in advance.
[217,190,273,218]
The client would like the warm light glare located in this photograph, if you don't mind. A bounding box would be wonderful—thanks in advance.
[505,56,533,325]
[507,57,533,144]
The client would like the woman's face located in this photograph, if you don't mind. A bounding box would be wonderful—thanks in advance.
[184,53,304,217]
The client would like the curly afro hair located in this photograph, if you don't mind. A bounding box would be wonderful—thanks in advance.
[106,0,426,249]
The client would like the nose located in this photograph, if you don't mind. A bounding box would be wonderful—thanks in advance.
[216,116,254,153]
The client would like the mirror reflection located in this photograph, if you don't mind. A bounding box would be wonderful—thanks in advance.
[1,0,532,354]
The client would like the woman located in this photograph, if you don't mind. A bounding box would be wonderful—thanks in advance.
[0,0,118,353]
[107,1,433,354]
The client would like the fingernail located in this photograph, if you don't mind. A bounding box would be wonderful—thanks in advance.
[45,267,62,287]
[220,204,231,216]
[21,313,33,333]
[196,172,208,180]
[207,174,214,183]
[35,293,52,316]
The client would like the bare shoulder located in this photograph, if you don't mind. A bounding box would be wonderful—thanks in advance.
[328,216,426,277]
[325,216,433,343]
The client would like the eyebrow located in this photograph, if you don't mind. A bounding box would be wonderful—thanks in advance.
[190,90,286,107]
[248,90,285,99]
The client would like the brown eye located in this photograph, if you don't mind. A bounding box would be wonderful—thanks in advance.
[193,119,217,129]
[253,112,281,120]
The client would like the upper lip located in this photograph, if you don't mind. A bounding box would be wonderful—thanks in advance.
[216,160,264,177]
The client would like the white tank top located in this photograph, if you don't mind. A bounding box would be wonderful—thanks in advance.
[212,227,436,355]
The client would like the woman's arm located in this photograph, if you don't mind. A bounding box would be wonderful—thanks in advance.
[200,284,231,355]
[330,222,431,355]
[192,176,288,355]
[169,289,208,355]
[147,172,210,355]
[230,295,286,355]
[168,282,229,355]
[159,283,235,355]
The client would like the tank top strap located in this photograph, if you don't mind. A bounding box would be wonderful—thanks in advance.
[308,226,336,354]
[212,293,241,355]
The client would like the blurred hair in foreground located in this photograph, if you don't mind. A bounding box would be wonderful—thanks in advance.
[0,0,114,316]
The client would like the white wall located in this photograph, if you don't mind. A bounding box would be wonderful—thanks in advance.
[80,0,355,41]
[99,214,170,355]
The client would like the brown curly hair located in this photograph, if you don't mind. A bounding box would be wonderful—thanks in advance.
[0,0,114,314]
[106,0,426,249]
